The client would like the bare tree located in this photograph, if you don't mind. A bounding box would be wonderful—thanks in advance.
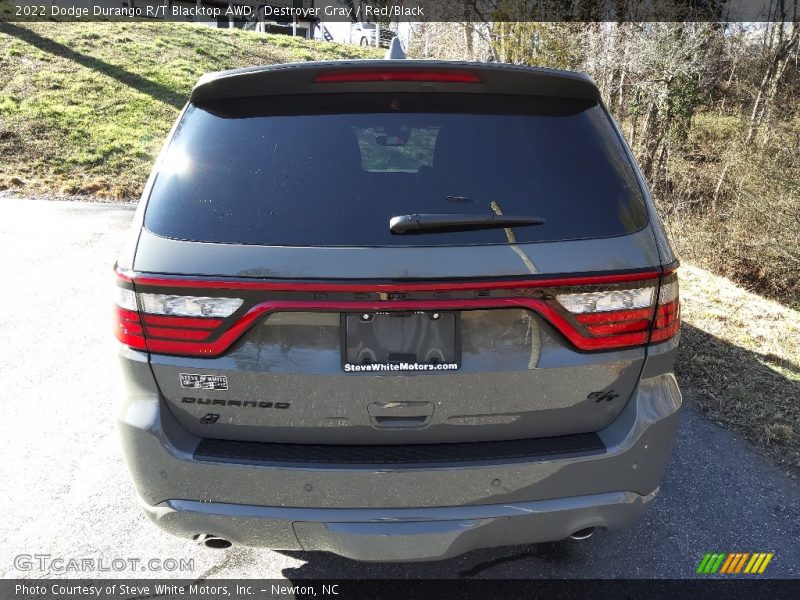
[746,20,799,145]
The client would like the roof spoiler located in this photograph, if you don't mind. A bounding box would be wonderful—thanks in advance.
[190,61,601,104]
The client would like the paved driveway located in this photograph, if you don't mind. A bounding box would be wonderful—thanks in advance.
[1,197,798,580]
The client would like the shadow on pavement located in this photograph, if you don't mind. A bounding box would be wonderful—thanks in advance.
[276,539,581,579]
[675,323,799,473]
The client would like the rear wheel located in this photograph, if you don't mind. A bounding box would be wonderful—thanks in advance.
[360,37,369,46]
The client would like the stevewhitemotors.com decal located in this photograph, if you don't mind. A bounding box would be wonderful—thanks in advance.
[179,373,228,391]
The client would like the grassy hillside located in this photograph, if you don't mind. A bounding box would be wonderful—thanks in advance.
[659,112,800,310]
[0,22,381,198]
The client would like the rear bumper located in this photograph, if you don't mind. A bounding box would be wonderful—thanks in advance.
[145,489,658,562]
[116,338,681,561]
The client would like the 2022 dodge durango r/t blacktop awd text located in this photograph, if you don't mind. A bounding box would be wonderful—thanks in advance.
[113,58,681,562]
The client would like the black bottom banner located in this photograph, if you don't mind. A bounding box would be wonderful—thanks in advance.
[4,579,800,600]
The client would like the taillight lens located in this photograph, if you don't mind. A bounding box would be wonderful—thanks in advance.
[113,285,147,351]
[114,272,244,355]
[138,294,242,318]
[114,268,679,357]
[556,287,656,314]
[551,270,679,350]
[650,272,680,343]
[552,282,657,349]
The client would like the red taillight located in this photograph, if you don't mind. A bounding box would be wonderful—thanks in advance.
[141,314,222,342]
[142,314,224,329]
[650,272,680,343]
[113,270,242,356]
[114,267,678,357]
[114,305,147,351]
[553,283,656,349]
[581,316,653,336]
[551,269,680,350]
[144,327,213,342]
[314,70,480,84]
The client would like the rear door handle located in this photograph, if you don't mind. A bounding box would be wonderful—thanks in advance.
[368,402,434,428]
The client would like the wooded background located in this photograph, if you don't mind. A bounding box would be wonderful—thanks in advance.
[409,17,799,307]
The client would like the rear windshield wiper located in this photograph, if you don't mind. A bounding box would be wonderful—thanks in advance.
[389,213,546,234]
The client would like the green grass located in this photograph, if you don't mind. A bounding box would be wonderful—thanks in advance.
[677,265,800,476]
[0,22,381,198]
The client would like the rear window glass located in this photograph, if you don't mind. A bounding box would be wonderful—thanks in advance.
[356,126,438,173]
[144,94,648,246]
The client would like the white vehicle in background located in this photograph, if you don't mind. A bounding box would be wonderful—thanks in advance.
[317,21,397,48]
[351,22,377,46]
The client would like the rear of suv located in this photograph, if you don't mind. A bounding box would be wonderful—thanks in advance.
[114,60,681,562]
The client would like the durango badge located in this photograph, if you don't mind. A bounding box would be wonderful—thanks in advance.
[179,373,228,391]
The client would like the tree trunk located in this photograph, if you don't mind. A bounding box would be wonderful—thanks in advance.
[640,104,661,179]
[463,2,473,60]
[654,138,669,188]
[712,161,731,210]
[759,49,793,145]
[746,22,799,145]
[638,100,656,157]
[628,88,640,149]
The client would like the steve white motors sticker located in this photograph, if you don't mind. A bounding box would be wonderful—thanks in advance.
[179,373,228,391]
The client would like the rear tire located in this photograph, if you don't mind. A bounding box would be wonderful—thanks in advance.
[360,37,369,46]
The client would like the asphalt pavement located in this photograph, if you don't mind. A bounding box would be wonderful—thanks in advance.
[1,197,798,580]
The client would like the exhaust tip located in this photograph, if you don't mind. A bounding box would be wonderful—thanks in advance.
[194,534,232,549]
[568,527,597,541]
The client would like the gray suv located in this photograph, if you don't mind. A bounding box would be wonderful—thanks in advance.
[114,59,681,561]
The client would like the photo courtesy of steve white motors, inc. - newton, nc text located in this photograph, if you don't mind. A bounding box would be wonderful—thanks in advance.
[0,0,799,599]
